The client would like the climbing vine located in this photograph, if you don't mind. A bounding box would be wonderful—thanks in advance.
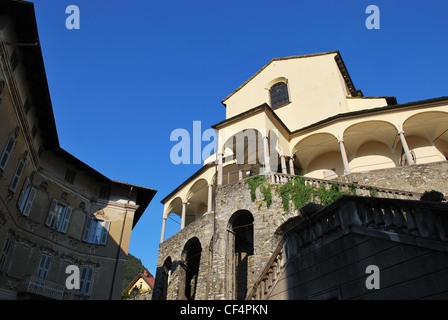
[245,175,273,208]
[246,175,378,212]
[278,177,314,211]
[260,184,272,208]
[245,175,266,201]
[369,186,378,198]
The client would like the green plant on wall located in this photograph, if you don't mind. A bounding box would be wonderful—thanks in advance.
[245,175,273,208]
[260,184,272,208]
[246,175,378,212]
[315,182,344,206]
[369,187,378,197]
[278,177,314,211]
[245,175,267,202]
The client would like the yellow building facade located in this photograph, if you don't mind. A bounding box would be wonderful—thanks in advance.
[159,51,448,242]
[0,1,156,300]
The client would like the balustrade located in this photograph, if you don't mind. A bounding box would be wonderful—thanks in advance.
[247,196,448,300]
[19,275,65,300]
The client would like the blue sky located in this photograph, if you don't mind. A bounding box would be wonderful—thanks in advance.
[32,0,447,276]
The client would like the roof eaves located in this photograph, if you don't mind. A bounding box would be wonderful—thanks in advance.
[290,96,448,136]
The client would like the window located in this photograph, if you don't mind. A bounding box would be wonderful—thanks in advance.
[0,81,4,106]
[99,186,111,200]
[17,178,37,216]
[0,237,12,271]
[0,136,16,171]
[64,168,76,184]
[10,50,19,70]
[9,160,25,193]
[269,82,290,109]
[45,199,73,233]
[82,216,111,245]
[37,254,52,279]
[23,99,32,114]
[31,124,38,139]
[79,266,95,295]
[38,146,44,158]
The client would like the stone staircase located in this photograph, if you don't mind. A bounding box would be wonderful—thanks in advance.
[246,195,448,300]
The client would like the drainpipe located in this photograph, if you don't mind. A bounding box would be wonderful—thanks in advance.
[109,186,133,300]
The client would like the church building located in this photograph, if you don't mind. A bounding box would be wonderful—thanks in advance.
[153,51,448,300]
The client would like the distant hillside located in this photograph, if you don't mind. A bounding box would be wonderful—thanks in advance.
[122,253,154,291]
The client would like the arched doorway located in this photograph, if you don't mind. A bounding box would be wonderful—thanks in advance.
[181,238,202,300]
[228,210,254,300]
[161,257,172,300]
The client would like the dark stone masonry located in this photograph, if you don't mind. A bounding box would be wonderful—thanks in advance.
[336,161,448,197]
[153,161,448,300]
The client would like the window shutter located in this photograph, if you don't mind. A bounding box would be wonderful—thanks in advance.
[23,187,36,217]
[42,256,51,279]
[36,256,46,278]
[60,206,72,233]
[9,160,25,193]
[100,220,111,245]
[17,178,30,212]
[45,199,58,227]
[0,136,16,170]
[0,237,12,270]
[37,255,51,279]
[79,267,86,294]
[84,267,94,294]
[82,216,93,242]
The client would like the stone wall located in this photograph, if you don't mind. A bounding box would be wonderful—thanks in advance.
[336,161,448,197]
[208,180,304,300]
[263,196,448,300]
[153,179,301,300]
[269,231,448,300]
[153,161,448,300]
[153,212,214,300]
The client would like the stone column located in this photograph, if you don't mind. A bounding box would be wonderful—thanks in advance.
[289,156,295,175]
[207,183,213,213]
[398,131,415,165]
[217,153,223,186]
[338,140,350,175]
[281,156,287,174]
[160,217,167,243]
[181,202,187,229]
[263,136,271,173]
